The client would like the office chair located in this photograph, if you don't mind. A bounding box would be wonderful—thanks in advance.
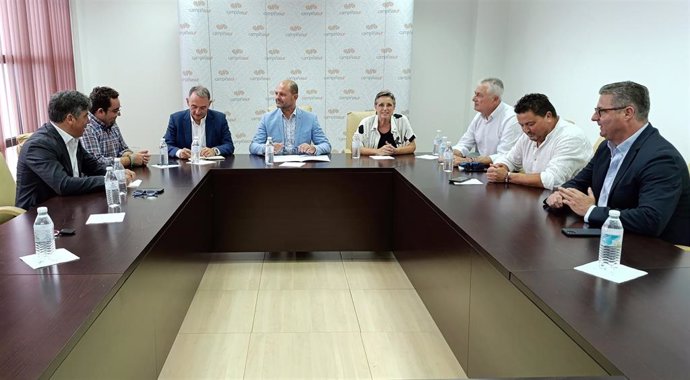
[344,110,375,153]
[0,151,26,224]
[15,132,33,156]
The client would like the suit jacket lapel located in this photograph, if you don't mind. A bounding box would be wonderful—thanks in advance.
[205,111,214,142]
[609,125,655,195]
[183,110,192,146]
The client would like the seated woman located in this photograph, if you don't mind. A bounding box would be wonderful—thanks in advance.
[355,90,416,156]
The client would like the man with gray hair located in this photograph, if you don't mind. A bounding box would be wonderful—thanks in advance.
[164,85,235,158]
[450,78,521,165]
[546,81,690,245]
[15,90,135,210]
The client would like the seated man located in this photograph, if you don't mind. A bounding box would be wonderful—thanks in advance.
[451,78,521,165]
[249,79,331,156]
[486,93,591,189]
[546,81,690,245]
[81,86,150,168]
[164,85,235,158]
[16,90,135,210]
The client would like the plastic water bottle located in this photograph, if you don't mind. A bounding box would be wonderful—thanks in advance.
[352,133,361,159]
[191,136,200,163]
[439,136,448,156]
[442,141,454,172]
[265,137,274,166]
[159,138,169,165]
[34,206,55,262]
[432,130,442,156]
[113,160,127,196]
[598,210,623,270]
[104,166,121,208]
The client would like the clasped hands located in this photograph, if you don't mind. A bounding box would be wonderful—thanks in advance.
[178,147,217,159]
[546,187,596,216]
[376,142,397,156]
[485,164,510,183]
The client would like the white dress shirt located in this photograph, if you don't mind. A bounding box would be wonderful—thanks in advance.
[453,102,521,162]
[52,122,80,177]
[176,114,207,158]
[494,118,592,190]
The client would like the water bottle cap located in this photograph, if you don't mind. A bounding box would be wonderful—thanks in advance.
[608,209,621,217]
[106,166,113,170]
[37,207,47,214]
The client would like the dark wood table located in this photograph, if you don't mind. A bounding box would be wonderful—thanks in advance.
[0,154,686,379]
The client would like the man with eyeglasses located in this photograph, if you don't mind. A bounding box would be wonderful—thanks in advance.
[545,81,690,245]
[164,85,235,159]
[81,86,150,168]
[16,90,135,210]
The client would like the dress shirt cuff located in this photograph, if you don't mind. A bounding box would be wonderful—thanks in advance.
[584,205,596,223]
[175,149,182,158]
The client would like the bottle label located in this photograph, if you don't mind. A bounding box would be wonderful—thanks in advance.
[601,230,623,247]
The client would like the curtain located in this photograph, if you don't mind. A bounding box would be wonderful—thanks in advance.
[0,0,76,154]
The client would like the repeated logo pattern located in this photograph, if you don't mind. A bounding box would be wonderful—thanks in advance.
[178,0,413,152]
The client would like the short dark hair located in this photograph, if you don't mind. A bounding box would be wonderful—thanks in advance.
[599,81,649,121]
[374,90,396,106]
[48,91,90,123]
[188,85,211,99]
[89,86,119,114]
[514,93,558,118]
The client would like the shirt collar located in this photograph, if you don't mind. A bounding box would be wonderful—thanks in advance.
[369,115,398,133]
[88,112,110,130]
[607,122,649,154]
[52,121,78,146]
[190,113,207,127]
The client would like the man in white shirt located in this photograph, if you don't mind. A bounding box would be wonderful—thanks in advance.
[487,93,591,190]
[451,78,521,165]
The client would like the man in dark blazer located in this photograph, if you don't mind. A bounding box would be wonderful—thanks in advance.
[15,90,135,210]
[546,81,690,246]
[164,86,234,158]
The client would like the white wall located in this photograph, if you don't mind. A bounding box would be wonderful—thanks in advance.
[71,0,689,160]
[71,0,181,152]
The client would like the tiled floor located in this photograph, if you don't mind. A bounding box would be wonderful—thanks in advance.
[159,252,466,379]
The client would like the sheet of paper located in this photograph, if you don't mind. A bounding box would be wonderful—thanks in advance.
[150,164,180,169]
[202,155,225,161]
[416,154,438,160]
[20,248,80,269]
[370,155,395,160]
[127,179,142,188]
[574,261,648,284]
[451,179,483,185]
[86,212,126,225]
[274,155,331,163]
[280,162,306,168]
[186,160,216,166]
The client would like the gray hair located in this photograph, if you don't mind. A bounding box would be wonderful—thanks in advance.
[188,85,211,99]
[481,77,504,98]
[281,79,299,94]
[48,90,90,123]
[599,81,649,121]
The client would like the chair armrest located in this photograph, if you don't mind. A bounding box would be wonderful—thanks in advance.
[0,206,26,224]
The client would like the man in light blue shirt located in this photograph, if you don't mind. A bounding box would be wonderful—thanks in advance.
[249,80,331,156]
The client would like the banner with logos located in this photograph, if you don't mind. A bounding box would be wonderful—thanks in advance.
[178,0,413,152]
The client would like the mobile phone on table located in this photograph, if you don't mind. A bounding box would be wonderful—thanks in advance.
[561,228,601,237]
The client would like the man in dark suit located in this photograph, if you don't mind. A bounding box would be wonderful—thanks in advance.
[164,86,234,158]
[546,81,690,245]
[15,90,135,210]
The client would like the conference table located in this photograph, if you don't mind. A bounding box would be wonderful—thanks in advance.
[0,154,687,379]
